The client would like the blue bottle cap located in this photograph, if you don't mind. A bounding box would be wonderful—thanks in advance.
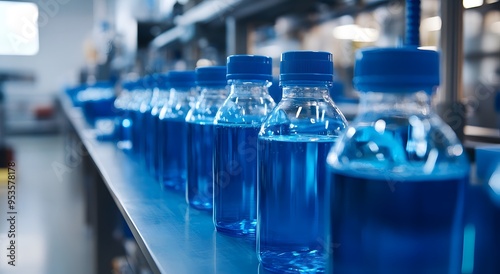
[476,146,500,183]
[280,51,334,83]
[226,55,272,81]
[157,73,170,90]
[168,70,196,89]
[122,81,136,91]
[134,78,146,89]
[353,47,439,93]
[196,66,227,87]
[93,81,114,88]
[140,75,154,90]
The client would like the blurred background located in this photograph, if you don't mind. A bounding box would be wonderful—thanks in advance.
[0,0,499,273]
[0,0,499,134]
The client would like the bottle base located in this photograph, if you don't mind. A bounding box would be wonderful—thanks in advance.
[188,200,212,211]
[117,141,132,151]
[161,178,185,191]
[215,220,256,238]
[259,250,325,274]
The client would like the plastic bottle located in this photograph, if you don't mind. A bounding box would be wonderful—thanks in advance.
[326,47,469,274]
[131,76,153,156]
[213,55,275,237]
[145,73,169,177]
[137,75,157,164]
[463,146,500,273]
[186,66,228,210]
[78,82,116,127]
[257,51,348,273]
[115,81,137,150]
[158,71,196,190]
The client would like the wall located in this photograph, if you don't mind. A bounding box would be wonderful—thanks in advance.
[0,0,94,95]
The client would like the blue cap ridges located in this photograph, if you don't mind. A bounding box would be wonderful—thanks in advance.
[227,55,272,81]
[196,66,227,86]
[353,47,439,93]
[280,51,334,83]
[168,71,196,90]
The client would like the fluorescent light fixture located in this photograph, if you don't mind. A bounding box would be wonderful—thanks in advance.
[150,26,186,48]
[486,0,499,4]
[151,0,242,48]
[421,16,442,32]
[332,24,379,42]
[0,1,39,55]
[463,0,484,9]
[175,0,242,26]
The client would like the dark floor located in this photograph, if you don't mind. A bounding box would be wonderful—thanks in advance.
[0,134,93,274]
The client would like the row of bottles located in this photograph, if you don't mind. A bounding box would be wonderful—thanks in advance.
[104,48,500,274]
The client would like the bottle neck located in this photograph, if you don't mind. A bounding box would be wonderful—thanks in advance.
[199,86,228,99]
[168,87,193,104]
[281,83,331,100]
[229,79,271,96]
[358,91,431,116]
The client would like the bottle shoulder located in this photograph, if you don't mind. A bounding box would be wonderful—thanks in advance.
[158,100,191,120]
[185,106,219,123]
[214,93,276,125]
[259,98,348,137]
[327,112,470,179]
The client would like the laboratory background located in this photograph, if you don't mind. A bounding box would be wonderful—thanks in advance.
[0,0,499,273]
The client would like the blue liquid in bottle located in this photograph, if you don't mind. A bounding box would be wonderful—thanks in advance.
[137,75,156,165]
[131,110,144,154]
[144,111,158,173]
[463,147,500,274]
[115,81,137,151]
[187,123,216,209]
[142,74,168,175]
[129,79,151,155]
[326,47,469,274]
[213,55,275,237]
[159,119,188,189]
[214,124,261,234]
[158,70,196,191]
[257,51,347,273]
[186,66,228,210]
[146,74,169,177]
[258,137,335,272]
[132,75,153,158]
[148,114,161,177]
[329,172,466,274]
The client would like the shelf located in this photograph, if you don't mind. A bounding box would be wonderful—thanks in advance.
[60,96,260,274]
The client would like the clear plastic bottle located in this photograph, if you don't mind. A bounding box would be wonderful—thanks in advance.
[186,66,228,210]
[131,76,153,156]
[257,51,348,273]
[158,71,196,190]
[137,75,157,164]
[326,47,469,274]
[115,81,137,150]
[78,81,116,127]
[145,73,169,177]
[213,55,275,237]
[128,78,152,156]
